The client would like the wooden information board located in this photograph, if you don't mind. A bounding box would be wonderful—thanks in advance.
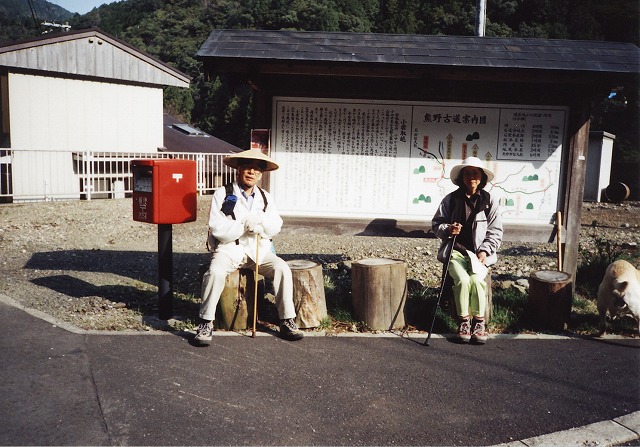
[271,97,568,225]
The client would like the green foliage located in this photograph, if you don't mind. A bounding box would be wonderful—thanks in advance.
[490,287,529,333]
[323,268,362,330]
[163,86,194,122]
[403,284,456,333]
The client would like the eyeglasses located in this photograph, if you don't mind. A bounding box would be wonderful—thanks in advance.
[238,164,264,173]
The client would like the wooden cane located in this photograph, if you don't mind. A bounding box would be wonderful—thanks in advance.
[556,211,562,271]
[252,233,260,338]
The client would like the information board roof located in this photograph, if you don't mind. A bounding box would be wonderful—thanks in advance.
[197,29,639,77]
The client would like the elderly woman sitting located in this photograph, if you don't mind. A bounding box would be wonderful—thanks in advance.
[432,157,503,344]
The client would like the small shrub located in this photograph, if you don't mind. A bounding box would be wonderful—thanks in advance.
[405,285,456,333]
[576,232,628,297]
[323,268,356,326]
[490,287,530,333]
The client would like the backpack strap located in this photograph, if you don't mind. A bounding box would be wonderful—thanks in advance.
[222,182,236,220]
[256,186,268,212]
[206,184,269,252]
[206,183,238,251]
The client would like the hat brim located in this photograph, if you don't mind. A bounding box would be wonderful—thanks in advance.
[223,149,279,171]
[450,162,494,186]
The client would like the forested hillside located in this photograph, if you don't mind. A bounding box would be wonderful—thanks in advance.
[0,0,72,42]
[1,0,638,194]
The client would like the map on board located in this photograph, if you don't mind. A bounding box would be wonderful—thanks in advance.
[271,97,568,225]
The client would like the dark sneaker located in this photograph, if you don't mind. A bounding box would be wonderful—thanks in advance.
[471,319,488,344]
[194,321,214,346]
[457,318,471,343]
[280,318,304,341]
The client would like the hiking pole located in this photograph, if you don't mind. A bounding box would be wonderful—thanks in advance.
[424,234,457,346]
[252,233,260,338]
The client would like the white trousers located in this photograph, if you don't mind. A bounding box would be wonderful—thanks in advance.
[199,251,295,322]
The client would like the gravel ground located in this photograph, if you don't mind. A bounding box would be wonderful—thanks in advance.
[0,197,638,333]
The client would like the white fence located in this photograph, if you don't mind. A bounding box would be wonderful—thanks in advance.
[0,149,235,202]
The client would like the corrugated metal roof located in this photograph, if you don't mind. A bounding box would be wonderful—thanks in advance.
[0,28,190,87]
[196,29,640,74]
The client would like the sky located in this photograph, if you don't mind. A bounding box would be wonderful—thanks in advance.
[49,0,121,15]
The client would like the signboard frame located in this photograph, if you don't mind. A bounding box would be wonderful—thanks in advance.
[270,96,569,227]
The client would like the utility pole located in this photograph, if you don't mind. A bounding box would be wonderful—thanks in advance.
[27,0,40,29]
[476,0,487,37]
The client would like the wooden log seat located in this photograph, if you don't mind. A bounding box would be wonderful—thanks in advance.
[351,258,407,330]
[528,270,573,331]
[287,260,328,329]
[214,268,263,331]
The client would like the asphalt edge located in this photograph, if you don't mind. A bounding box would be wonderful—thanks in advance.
[0,293,636,341]
[490,411,640,447]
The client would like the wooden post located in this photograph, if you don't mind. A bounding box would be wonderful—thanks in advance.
[351,258,407,330]
[562,104,590,280]
[528,270,573,332]
[215,269,262,331]
[287,260,327,328]
[556,211,563,271]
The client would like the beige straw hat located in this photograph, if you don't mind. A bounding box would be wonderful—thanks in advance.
[449,157,494,185]
[223,149,279,171]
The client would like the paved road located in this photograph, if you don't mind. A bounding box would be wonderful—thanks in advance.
[1,297,639,446]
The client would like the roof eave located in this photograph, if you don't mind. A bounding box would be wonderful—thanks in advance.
[200,57,635,86]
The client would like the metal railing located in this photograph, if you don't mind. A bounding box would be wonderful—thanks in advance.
[0,149,235,202]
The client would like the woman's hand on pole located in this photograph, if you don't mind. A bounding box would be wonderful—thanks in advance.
[450,222,462,236]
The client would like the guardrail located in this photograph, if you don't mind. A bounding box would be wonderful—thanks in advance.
[0,149,236,202]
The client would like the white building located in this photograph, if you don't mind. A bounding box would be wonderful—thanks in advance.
[0,27,190,201]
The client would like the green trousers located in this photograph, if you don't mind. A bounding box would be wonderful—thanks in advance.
[448,251,487,319]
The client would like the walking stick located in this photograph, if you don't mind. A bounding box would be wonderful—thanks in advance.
[252,233,260,338]
[424,235,457,346]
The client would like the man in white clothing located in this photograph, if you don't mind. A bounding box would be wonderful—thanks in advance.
[194,149,302,345]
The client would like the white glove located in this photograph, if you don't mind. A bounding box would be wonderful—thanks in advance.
[242,214,263,232]
[248,224,264,235]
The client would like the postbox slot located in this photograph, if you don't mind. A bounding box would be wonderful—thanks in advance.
[133,166,153,193]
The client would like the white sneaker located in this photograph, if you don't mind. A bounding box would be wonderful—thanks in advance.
[194,321,214,346]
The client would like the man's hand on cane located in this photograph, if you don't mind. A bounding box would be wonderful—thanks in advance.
[243,214,268,239]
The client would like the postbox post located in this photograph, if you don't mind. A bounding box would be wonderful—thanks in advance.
[158,224,173,320]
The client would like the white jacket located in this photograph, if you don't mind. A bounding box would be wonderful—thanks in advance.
[207,182,282,265]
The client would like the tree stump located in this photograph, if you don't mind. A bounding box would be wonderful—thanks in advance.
[214,269,262,331]
[443,268,493,321]
[351,258,407,330]
[287,260,327,328]
[528,270,573,331]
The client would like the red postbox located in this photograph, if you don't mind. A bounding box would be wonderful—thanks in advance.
[131,159,197,320]
[132,159,197,224]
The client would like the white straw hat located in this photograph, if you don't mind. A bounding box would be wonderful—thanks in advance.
[223,149,279,171]
[449,157,494,186]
